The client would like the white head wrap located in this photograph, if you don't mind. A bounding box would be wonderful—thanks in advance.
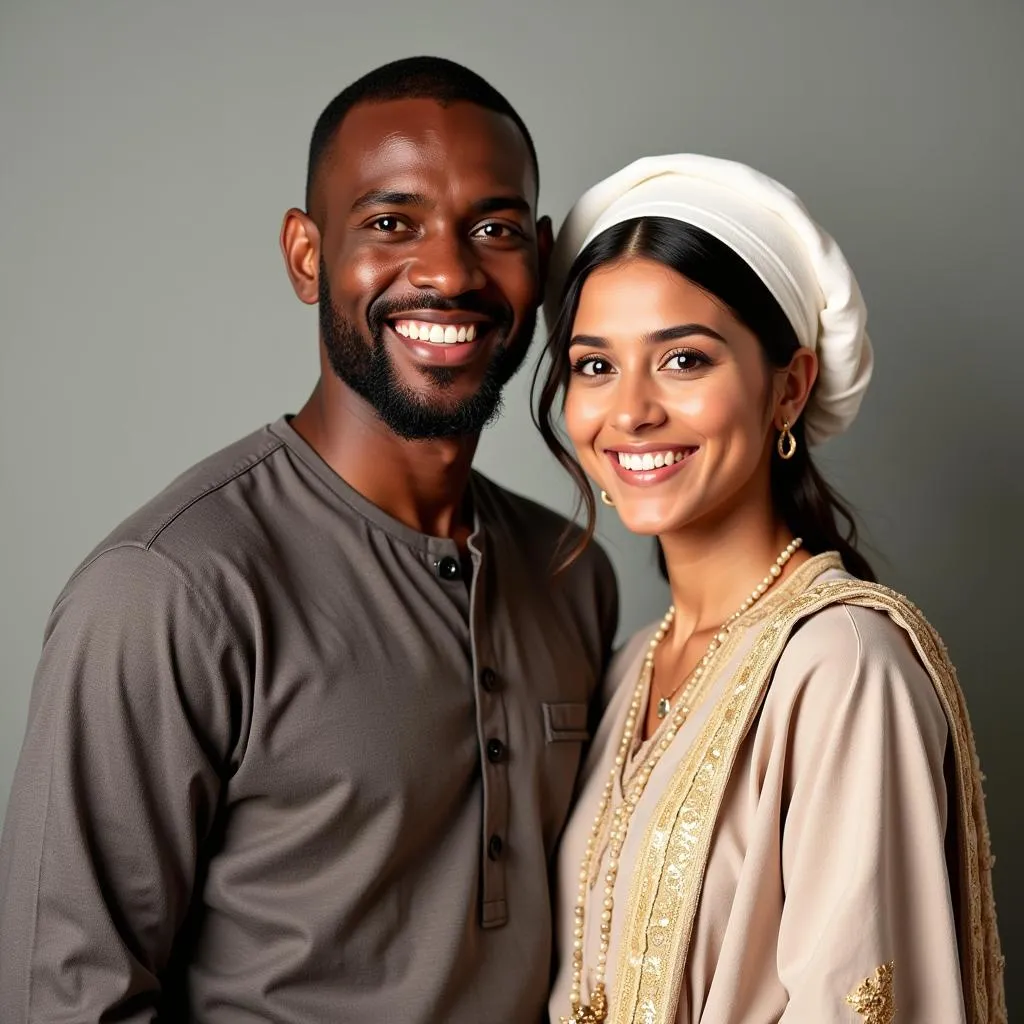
[545,154,873,444]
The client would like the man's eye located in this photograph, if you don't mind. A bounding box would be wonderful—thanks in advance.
[371,217,411,233]
[473,222,519,239]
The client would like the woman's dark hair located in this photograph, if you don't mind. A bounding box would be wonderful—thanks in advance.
[533,216,874,581]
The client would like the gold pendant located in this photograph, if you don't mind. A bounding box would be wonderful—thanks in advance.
[561,985,608,1022]
[656,696,671,719]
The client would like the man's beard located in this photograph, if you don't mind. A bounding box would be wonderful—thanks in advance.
[318,261,536,441]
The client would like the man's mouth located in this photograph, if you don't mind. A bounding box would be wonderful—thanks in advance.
[391,318,481,345]
[385,312,501,367]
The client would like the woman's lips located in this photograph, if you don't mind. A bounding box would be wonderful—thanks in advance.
[605,446,698,486]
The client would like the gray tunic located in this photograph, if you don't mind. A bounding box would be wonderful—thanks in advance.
[0,418,618,1023]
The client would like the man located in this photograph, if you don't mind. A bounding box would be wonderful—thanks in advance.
[0,57,617,1022]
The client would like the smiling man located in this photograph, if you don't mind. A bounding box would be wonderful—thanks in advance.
[0,58,618,1023]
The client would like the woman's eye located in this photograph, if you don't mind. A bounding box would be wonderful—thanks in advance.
[573,356,614,377]
[371,216,411,233]
[663,350,708,372]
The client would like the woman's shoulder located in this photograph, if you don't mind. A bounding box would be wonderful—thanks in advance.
[774,564,922,662]
[765,577,949,743]
[780,598,917,672]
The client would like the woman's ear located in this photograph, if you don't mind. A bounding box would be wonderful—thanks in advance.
[774,346,818,429]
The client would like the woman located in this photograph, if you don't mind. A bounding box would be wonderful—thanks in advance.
[539,156,1004,1023]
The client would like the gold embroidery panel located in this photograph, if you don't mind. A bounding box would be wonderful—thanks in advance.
[846,962,896,1024]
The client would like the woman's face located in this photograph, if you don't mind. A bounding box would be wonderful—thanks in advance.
[564,257,799,537]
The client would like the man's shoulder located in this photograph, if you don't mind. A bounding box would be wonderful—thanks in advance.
[473,473,616,585]
[74,423,287,581]
[475,472,592,544]
[474,472,619,661]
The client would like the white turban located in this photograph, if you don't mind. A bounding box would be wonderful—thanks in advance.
[545,154,873,444]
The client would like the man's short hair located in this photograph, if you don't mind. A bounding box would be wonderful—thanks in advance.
[305,56,539,210]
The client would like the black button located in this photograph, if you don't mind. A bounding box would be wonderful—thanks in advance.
[487,834,504,860]
[480,668,498,692]
[436,556,461,581]
[486,738,506,763]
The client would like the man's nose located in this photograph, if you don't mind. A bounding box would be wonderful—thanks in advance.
[407,231,487,297]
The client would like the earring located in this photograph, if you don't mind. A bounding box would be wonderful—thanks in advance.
[600,490,615,507]
[777,420,797,460]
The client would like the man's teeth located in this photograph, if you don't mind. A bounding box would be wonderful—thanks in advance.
[617,450,689,471]
[393,321,478,344]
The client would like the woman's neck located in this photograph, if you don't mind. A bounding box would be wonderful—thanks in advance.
[658,502,808,649]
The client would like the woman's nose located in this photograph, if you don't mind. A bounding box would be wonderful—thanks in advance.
[612,372,667,434]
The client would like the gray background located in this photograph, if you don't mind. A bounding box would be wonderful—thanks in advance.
[1,0,1020,1012]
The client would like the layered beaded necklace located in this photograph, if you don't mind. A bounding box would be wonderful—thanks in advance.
[563,538,803,1023]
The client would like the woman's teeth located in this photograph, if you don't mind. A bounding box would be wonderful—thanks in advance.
[617,450,689,471]
[393,320,477,344]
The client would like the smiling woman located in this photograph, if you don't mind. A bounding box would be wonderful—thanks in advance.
[538,155,1005,1024]
[538,216,869,581]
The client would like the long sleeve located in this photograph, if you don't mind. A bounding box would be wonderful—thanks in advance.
[775,604,966,1022]
[0,546,244,1022]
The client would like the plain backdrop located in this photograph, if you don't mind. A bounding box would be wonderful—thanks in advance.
[1,0,1021,1011]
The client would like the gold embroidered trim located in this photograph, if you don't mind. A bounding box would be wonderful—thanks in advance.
[846,962,896,1023]
[610,555,842,1023]
[610,572,1005,1024]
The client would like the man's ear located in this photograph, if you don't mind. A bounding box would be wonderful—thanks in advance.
[536,215,554,301]
[280,208,322,306]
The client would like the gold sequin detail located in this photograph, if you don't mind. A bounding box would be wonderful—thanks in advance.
[846,962,896,1023]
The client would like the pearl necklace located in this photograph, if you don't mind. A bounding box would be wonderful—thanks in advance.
[654,537,804,719]
[563,538,803,1023]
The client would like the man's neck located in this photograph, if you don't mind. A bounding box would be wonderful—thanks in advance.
[291,379,479,542]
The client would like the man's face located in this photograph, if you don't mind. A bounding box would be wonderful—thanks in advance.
[311,98,547,440]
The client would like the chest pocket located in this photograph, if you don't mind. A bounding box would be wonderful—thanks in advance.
[539,700,591,852]
[542,701,590,743]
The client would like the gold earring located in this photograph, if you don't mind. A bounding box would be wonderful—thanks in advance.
[777,420,797,460]
[600,490,615,507]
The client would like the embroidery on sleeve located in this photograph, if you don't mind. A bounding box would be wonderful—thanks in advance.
[845,962,895,1023]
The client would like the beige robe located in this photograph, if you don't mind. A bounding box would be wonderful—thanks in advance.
[550,554,1004,1024]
